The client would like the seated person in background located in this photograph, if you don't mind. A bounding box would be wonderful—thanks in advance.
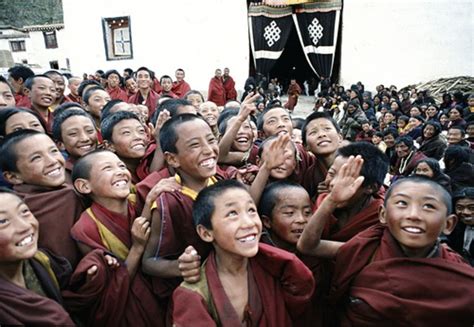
[417,121,447,160]
[0,188,73,325]
[172,180,315,326]
[412,158,451,193]
[391,135,426,180]
[447,187,474,266]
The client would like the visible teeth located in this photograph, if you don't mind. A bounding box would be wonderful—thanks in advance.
[318,141,330,146]
[404,227,422,234]
[17,234,33,247]
[199,158,215,168]
[79,144,92,149]
[237,137,248,143]
[132,144,145,150]
[113,180,127,187]
[46,168,61,176]
[238,235,256,243]
[462,217,473,222]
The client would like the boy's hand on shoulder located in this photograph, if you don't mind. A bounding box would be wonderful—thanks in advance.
[131,217,151,249]
[143,177,182,218]
[178,245,201,283]
[328,155,365,205]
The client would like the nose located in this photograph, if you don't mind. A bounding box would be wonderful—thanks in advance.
[78,130,89,142]
[241,211,257,229]
[405,205,422,221]
[293,212,306,224]
[15,214,33,233]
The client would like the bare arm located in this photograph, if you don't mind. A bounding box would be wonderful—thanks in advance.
[297,155,365,258]
[148,110,171,172]
[126,217,150,277]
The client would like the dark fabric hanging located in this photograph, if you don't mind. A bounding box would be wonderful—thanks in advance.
[248,3,294,76]
[292,0,342,78]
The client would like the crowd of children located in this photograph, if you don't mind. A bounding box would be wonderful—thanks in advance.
[0,65,473,326]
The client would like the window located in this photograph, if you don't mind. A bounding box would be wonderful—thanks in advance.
[43,31,58,49]
[10,40,26,52]
[49,61,59,69]
[102,16,133,61]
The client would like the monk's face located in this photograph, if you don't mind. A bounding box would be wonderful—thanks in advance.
[59,115,98,158]
[126,78,138,94]
[226,116,253,152]
[175,70,185,82]
[0,193,39,262]
[455,198,474,226]
[214,69,222,78]
[48,73,66,98]
[161,78,173,92]
[29,77,56,109]
[107,73,121,89]
[198,102,219,127]
[379,181,456,257]
[86,89,111,119]
[166,119,219,182]
[5,112,45,135]
[8,134,65,187]
[0,82,15,107]
[205,188,261,258]
[82,151,131,200]
[259,140,296,180]
[263,187,311,247]
[262,107,293,137]
[304,117,341,156]
[186,94,203,109]
[109,119,148,159]
[136,70,152,90]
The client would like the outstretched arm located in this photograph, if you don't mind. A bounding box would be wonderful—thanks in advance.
[297,155,365,258]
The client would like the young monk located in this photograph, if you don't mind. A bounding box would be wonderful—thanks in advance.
[0,130,84,267]
[159,75,179,99]
[128,67,160,118]
[24,75,56,134]
[44,70,68,109]
[284,78,302,112]
[199,101,220,137]
[63,150,165,326]
[0,188,74,325]
[0,107,46,137]
[52,109,98,183]
[102,111,159,184]
[142,114,231,302]
[105,69,128,102]
[7,65,34,107]
[66,76,82,103]
[0,76,16,108]
[83,86,111,129]
[171,180,315,326]
[172,68,191,98]
[301,169,474,326]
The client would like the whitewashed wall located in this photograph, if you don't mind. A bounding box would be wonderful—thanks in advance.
[62,0,250,92]
[339,0,474,92]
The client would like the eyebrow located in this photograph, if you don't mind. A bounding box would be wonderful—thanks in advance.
[0,201,24,214]
[392,193,439,201]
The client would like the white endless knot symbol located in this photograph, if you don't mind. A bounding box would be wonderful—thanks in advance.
[263,20,281,47]
[308,18,324,45]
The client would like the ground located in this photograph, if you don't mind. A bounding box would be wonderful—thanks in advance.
[280,95,315,119]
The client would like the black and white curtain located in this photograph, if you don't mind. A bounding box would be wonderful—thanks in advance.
[248,0,342,79]
[293,1,342,78]
[248,3,294,76]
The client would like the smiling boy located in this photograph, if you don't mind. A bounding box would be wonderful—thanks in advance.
[0,130,84,267]
[24,75,56,134]
[172,180,315,326]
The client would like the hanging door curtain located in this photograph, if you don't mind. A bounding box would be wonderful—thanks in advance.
[248,3,294,76]
[292,0,342,79]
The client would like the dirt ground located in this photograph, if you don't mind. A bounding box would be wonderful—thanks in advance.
[280,95,316,119]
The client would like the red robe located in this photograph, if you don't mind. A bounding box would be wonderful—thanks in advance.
[159,90,179,99]
[133,141,157,185]
[172,243,315,327]
[107,86,129,102]
[330,224,474,326]
[208,77,226,106]
[13,183,85,267]
[65,93,81,104]
[223,76,237,101]
[29,105,54,134]
[152,78,162,94]
[172,80,191,98]
[0,250,73,325]
[15,93,31,108]
[128,89,160,119]
[65,202,164,326]
[284,83,302,111]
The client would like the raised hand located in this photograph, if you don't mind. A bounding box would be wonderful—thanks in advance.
[328,155,365,204]
[263,133,291,170]
[238,92,260,122]
[131,217,151,249]
[148,109,171,142]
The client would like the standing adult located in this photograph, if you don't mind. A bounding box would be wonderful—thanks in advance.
[207,68,226,106]
[222,67,237,101]
[128,67,160,118]
[171,68,191,98]
[284,78,302,112]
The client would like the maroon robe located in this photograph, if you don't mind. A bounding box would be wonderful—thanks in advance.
[65,202,165,326]
[65,157,76,185]
[208,76,226,106]
[284,83,302,111]
[13,183,85,267]
[0,250,73,325]
[330,224,474,326]
[158,90,179,99]
[223,76,237,101]
[133,141,157,184]
[172,80,191,98]
[172,243,315,327]
[302,156,329,200]
[15,93,31,108]
[106,86,129,102]
[65,93,81,104]
[29,105,54,134]
[152,78,162,94]
[128,89,160,119]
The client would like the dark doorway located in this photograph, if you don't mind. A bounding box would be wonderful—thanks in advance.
[268,26,316,94]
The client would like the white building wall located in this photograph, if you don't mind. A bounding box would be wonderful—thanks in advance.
[27,29,68,69]
[62,0,250,92]
[339,0,474,92]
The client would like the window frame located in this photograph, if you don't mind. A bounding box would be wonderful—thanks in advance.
[43,30,58,49]
[10,40,26,52]
[102,16,133,61]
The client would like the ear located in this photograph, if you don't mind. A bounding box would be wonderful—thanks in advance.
[261,215,272,230]
[102,140,115,152]
[196,224,214,243]
[164,151,180,169]
[442,214,458,235]
[378,205,387,224]
[3,170,24,185]
[73,178,92,195]
[56,141,66,151]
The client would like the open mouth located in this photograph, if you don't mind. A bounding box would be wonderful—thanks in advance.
[236,137,249,144]
[317,140,331,146]
[78,144,94,150]
[41,96,53,103]
[131,143,145,150]
[461,216,473,223]
[112,179,129,187]
[199,158,216,169]
[237,234,257,243]
[16,234,34,247]
[402,226,424,234]
[45,167,62,177]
